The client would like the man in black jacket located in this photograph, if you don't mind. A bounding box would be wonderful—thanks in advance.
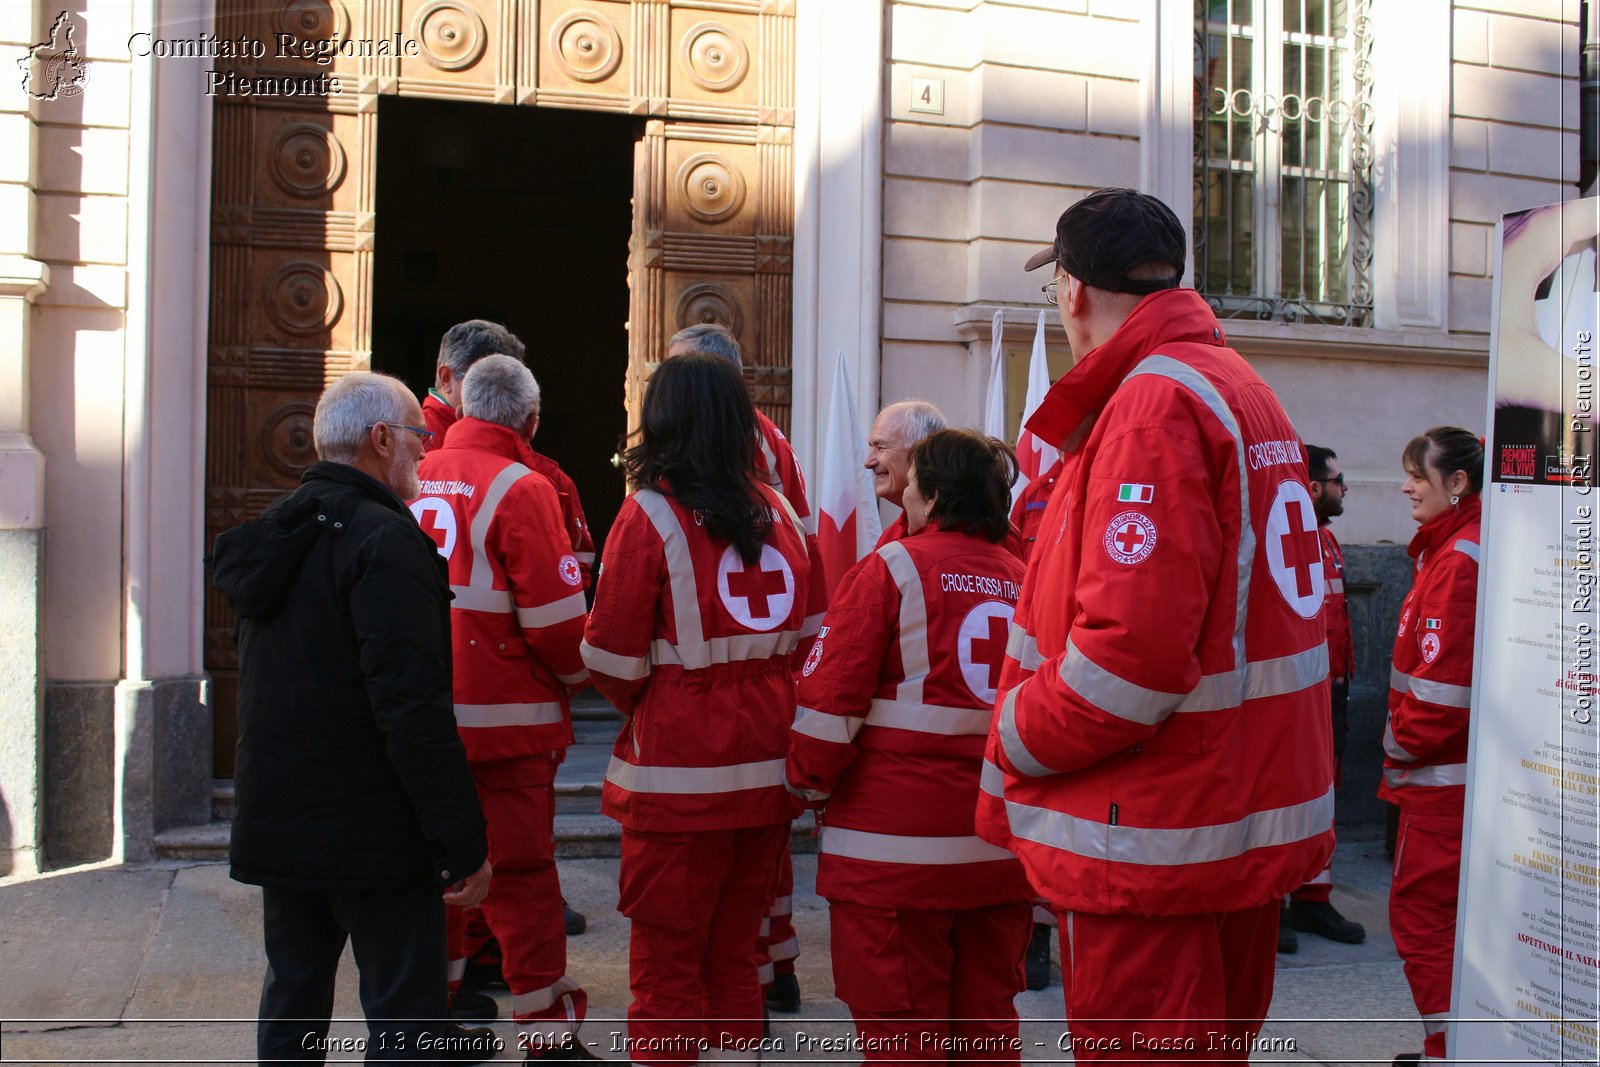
[212,371,493,1063]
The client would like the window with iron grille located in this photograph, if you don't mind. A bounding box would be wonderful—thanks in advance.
[1193,0,1374,325]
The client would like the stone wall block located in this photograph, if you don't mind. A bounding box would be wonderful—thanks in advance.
[1451,118,1490,171]
[37,127,129,197]
[1487,11,1579,74]
[882,236,967,303]
[970,124,1134,186]
[969,65,1087,132]
[1453,8,1490,65]
[1449,274,1495,334]
[1449,220,1492,277]
[884,176,968,241]
[35,194,128,265]
[889,2,978,68]
[1087,77,1141,137]
[885,123,972,182]
[153,677,211,832]
[1453,63,1572,129]
[0,529,44,875]
[1487,123,1580,183]
[42,681,113,867]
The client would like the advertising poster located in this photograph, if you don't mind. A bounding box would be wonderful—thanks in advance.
[1456,198,1600,1060]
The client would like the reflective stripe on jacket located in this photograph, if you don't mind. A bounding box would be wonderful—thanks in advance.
[789,524,1032,910]
[582,482,812,831]
[976,288,1335,917]
[1320,525,1354,682]
[1379,494,1480,814]
[413,419,589,761]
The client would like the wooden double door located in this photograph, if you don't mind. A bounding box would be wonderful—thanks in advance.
[205,0,797,771]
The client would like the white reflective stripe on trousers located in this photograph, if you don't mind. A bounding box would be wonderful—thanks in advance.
[605,755,786,795]
[1421,1013,1448,1036]
[1383,762,1467,789]
[792,705,863,744]
[451,460,533,614]
[454,702,565,729]
[876,540,931,706]
[1390,666,1472,709]
[819,825,1018,865]
[982,758,1334,868]
[579,639,650,681]
[511,974,584,1017]
[864,697,991,736]
[515,590,588,629]
[769,935,799,960]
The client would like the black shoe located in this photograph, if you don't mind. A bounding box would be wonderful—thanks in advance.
[462,947,507,992]
[765,971,801,1013]
[1277,903,1298,954]
[563,898,587,937]
[1391,1054,1421,1066]
[449,988,498,1022]
[527,1038,602,1061]
[439,1022,500,1064]
[1288,898,1366,944]
[1024,922,1052,990]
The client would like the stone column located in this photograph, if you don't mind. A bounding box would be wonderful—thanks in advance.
[0,257,51,877]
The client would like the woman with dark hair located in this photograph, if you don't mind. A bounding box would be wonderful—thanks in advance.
[581,354,813,1065]
[788,428,1033,1063]
[1383,426,1483,1066]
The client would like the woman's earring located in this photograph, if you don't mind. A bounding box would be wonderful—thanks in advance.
[1450,494,1460,507]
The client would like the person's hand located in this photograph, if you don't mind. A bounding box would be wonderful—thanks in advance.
[443,859,492,908]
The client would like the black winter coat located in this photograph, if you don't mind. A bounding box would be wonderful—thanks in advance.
[211,461,487,892]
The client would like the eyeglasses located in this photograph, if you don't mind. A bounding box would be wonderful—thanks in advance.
[368,422,435,443]
[1317,474,1346,488]
[1041,278,1061,305]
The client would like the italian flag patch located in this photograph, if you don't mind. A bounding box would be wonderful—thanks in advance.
[1425,618,1443,630]
[1117,483,1154,504]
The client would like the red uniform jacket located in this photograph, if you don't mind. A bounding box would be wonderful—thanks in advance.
[1320,525,1354,683]
[412,418,590,762]
[976,288,1335,917]
[581,483,812,832]
[756,411,827,646]
[1010,458,1064,563]
[1380,494,1480,815]
[424,392,596,588]
[878,509,1026,560]
[789,524,1032,910]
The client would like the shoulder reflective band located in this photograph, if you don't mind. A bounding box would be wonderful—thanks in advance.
[1453,539,1480,563]
[876,539,931,706]
[451,460,534,613]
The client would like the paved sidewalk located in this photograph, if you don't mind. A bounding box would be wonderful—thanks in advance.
[0,832,1419,1065]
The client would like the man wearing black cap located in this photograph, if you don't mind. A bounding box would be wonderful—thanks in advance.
[976,189,1335,1057]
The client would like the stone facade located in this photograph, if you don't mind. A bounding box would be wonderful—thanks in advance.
[0,0,1586,869]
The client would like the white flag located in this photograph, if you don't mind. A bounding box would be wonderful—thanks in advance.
[1012,311,1059,504]
[982,309,1007,440]
[814,352,882,593]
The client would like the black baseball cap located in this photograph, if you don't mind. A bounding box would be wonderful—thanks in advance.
[1024,188,1186,295]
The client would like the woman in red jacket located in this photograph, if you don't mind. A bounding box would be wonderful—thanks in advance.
[581,354,811,1066]
[789,428,1033,1064]
[1383,426,1483,1065]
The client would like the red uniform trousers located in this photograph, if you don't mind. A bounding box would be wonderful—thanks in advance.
[619,824,790,1066]
[828,900,1031,1066]
[1390,806,1461,1061]
[446,755,586,1041]
[1058,902,1278,1063]
[757,849,800,986]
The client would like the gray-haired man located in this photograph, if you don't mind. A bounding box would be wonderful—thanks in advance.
[867,400,948,547]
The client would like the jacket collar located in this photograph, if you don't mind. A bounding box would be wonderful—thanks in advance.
[1024,288,1228,452]
[301,460,406,513]
[1408,492,1481,561]
[437,417,537,466]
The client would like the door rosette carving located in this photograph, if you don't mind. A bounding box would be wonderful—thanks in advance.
[677,153,745,224]
[265,262,344,335]
[414,0,488,71]
[269,124,347,198]
[675,282,743,335]
[680,22,748,93]
[550,10,623,83]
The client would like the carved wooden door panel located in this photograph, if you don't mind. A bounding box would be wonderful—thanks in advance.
[628,119,792,433]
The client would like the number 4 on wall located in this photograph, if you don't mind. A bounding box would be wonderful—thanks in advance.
[909,76,944,115]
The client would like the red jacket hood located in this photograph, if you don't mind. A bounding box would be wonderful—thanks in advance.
[437,417,538,467]
[1024,288,1228,451]
[1408,492,1482,561]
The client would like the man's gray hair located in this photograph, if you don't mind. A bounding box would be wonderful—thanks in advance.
[314,372,414,464]
[887,400,946,446]
[437,319,527,374]
[669,322,742,369]
[462,354,541,430]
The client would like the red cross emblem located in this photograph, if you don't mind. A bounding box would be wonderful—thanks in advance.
[1103,511,1157,565]
[1264,480,1326,619]
[409,498,457,559]
[717,544,795,631]
[959,601,1017,703]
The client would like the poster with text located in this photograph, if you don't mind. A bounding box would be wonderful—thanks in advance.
[1456,197,1600,1061]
